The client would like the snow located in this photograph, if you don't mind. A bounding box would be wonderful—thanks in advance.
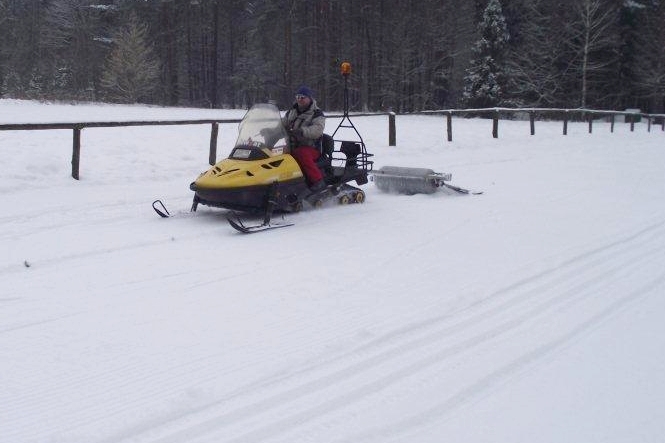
[1,99,665,443]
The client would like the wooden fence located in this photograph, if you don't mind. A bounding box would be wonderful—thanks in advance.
[0,119,239,180]
[417,108,665,142]
[1,108,663,180]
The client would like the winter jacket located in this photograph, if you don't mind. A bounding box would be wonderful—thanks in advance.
[282,100,325,149]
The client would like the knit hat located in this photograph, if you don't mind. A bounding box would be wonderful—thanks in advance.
[296,85,313,99]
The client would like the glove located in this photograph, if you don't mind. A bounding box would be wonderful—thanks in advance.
[289,128,303,138]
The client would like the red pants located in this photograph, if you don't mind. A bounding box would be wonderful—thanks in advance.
[291,146,323,184]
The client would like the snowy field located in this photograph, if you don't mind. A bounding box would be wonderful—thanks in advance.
[1,99,665,443]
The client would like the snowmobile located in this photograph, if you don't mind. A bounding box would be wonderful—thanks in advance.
[153,61,373,233]
[184,102,373,232]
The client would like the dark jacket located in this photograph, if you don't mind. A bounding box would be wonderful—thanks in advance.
[282,100,325,149]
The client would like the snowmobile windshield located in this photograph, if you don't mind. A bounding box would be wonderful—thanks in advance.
[231,104,288,159]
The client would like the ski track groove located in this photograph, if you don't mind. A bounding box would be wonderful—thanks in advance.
[339,270,665,443]
[83,219,665,443]
[0,193,218,250]
[0,198,147,235]
[0,236,180,277]
[0,216,226,277]
[171,253,665,443]
[0,312,83,334]
[4,219,665,443]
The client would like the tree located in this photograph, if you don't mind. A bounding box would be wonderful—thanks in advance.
[101,14,160,103]
[1,0,46,98]
[441,0,481,107]
[0,0,653,111]
[40,0,112,99]
[462,0,510,108]
[633,0,665,112]
[155,0,179,106]
[0,0,8,93]
[505,0,567,106]
[562,0,621,108]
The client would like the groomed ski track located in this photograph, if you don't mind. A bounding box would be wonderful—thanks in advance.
[1,101,665,443]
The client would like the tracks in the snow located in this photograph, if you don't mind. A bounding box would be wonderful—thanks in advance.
[119,220,665,443]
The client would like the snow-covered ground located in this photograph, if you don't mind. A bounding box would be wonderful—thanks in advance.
[1,99,664,443]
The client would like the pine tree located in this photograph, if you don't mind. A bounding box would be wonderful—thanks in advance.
[462,0,510,108]
[101,13,160,103]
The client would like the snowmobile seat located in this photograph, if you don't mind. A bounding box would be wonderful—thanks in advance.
[340,141,361,168]
[316,133,334,176]
[316,133,335,158]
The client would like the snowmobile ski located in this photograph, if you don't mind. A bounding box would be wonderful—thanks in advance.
[152,199,171,218]
[152,200,201,219]
[227,212,293,234]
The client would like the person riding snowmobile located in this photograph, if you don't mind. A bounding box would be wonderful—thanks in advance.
[282,85,326,192]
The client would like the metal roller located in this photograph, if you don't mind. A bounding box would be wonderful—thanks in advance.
[371,166,452,195]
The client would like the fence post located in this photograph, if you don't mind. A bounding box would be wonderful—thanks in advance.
[492,110,499,138]
[529,111,535,135]
[72,126,81,180]
[209,122,219,165]
[648,115,652,132]
[588,114,593,133]
[630,115,635,132]
[563,111,568,135]
[610,114,615,133]
[446,112,453,142]
[388,112,396,146]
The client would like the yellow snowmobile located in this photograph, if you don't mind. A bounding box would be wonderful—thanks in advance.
[152,62,373,232]
[186,101,372,232]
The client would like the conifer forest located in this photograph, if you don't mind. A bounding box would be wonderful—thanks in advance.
[1,0,663,113]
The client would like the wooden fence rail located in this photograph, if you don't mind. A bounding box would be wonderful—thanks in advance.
[420,108,665,142]
[0,119,241,179]
[1,108,662,180]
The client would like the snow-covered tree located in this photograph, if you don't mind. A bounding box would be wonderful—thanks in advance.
[462,0,510,108]
[101,13,160,103]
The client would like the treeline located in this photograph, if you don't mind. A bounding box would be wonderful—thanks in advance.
[1,0,664,113]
